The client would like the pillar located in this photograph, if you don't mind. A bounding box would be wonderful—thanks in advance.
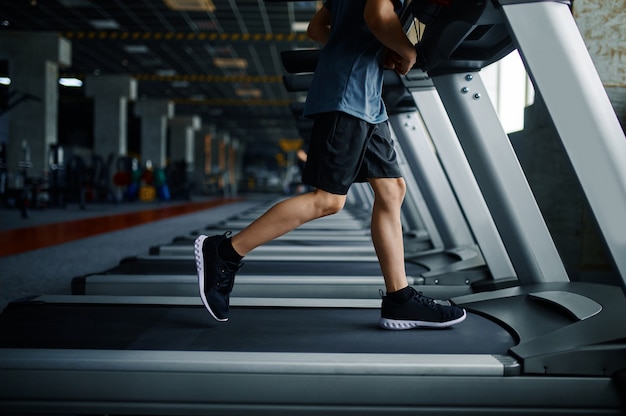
[169,115,201,186]
[134,99,174,168]
[227,137,243,197]
[218,132,230,192]
[85,74,137,160]
[194,125,215,193]
[215,132,242,197]
[0,31,71,175]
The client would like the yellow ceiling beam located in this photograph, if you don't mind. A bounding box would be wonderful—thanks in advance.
[173,98,292,106]
[134,74,283,83]
[163,0,215,13]
[61,31,311,42]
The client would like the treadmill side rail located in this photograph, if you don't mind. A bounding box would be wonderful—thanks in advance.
[2,349,623,416]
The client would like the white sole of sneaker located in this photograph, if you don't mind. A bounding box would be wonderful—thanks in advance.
[378,309,467,330]
[194,234,228,322]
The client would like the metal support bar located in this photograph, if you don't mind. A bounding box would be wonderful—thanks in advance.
[410,86,516,281]
[432,71,569,285]
[390,113,475,249]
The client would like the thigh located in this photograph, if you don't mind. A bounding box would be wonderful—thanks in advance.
[357,121,403,181]
[302,112,372,195]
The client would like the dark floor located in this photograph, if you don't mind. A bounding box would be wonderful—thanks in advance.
[0,195,271,312]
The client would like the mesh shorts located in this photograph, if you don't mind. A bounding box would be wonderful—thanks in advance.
[301,111,402,195]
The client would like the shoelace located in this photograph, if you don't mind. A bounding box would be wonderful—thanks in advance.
[412,289,438,309]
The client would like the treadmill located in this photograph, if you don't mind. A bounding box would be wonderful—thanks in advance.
[1,287,623,415]
[72,204,452,299]
[73,159,487,300]
[77,131,490,300]
[1,1,625,414]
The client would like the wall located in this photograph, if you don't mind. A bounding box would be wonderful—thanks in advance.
[573,0,626,127]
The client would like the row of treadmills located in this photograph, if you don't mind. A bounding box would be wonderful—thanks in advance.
[2,1,626,415]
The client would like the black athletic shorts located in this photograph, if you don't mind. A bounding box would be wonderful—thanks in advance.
[301,111,402,195]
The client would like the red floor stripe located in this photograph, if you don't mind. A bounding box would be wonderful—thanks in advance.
[0,198,241,257]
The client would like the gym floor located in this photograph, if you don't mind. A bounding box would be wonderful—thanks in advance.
[0,196,266,312]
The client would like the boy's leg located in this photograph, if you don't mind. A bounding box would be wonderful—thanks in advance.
[369,177,467,329]
[232,189,346,256]
[195,188,346,322]
[197,112,376,322]
[196,112,371,321]
[368,177,409,292]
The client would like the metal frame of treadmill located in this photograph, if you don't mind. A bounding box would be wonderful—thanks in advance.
[1,350,618,415]
[500,0,626,290]
[402,75,517,281]
[422,0,626,290]
[154,242,376,257]
[388,122,440,249]
[389,115,486,274]
[0,295,622,416]
[76,273,474,300]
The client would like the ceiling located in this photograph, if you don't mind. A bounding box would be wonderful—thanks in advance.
[0,0,322,156]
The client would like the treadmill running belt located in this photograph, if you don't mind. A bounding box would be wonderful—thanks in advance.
[0,302,515,354]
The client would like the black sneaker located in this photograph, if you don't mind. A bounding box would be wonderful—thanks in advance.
[194,233,242,322]
[379,287,466,330]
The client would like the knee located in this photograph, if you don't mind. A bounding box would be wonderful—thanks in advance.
[313,191,346,217]
[397,178,406,201]
[391,177,406,200]
[374,178,406,206]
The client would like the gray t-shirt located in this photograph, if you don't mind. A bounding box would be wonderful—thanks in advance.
[303,0,404,124]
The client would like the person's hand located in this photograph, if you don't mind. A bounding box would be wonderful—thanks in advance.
[393,47,417,75]
[383,47,416,75]
[384,48,400,70]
